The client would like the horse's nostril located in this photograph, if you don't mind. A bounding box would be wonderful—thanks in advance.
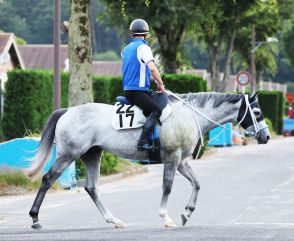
[267,136,270,141]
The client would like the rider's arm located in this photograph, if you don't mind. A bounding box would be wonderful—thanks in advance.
[139,44,165,92]
[147,61,164,92]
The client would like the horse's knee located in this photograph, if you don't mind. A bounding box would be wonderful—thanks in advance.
[194,182,200,191]
[162,183,172,195]
[84,185,98,197]
[41,174,53,190]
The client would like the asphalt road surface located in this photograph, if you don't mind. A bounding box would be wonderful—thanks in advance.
[1,137,294,241]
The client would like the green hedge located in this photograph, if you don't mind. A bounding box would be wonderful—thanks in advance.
[2,70,69,139]
[2,71,206,139]
[258,91,284,135]
[92,74,207,104]
[2,70,53,139]
[162,74,207,93]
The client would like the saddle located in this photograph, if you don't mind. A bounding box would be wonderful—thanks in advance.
[113,91,172,163]
[112,91,172,130]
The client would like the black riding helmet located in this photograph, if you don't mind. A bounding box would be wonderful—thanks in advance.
[130,19,149,35]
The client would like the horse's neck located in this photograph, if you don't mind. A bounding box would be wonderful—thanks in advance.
[189,93,242,134]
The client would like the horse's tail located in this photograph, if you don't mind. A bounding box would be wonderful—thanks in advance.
[23,108,67,180]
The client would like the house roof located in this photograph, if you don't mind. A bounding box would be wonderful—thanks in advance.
[18,45,68,70]
[18,44,122,76]
[0,33,25,69]
[0,34,11,53]
[92,61,122,76]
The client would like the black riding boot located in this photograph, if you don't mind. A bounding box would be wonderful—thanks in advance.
[138,111,160,151]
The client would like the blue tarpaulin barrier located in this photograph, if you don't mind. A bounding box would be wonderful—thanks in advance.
[283,118,294,131]
[208,123,233,147]
[0,138,76,188]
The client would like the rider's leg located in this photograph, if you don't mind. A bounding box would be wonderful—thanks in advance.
[125,91,162,151]
[137,110,161,150]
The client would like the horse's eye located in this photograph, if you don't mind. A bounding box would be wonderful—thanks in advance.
[253,107,261,117]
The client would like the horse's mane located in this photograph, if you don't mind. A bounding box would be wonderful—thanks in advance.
[168,92,242,108]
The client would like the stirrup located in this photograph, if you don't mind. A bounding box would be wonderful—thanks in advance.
[137,143,149,151]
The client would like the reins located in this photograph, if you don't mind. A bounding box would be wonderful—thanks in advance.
[164,89,266,158]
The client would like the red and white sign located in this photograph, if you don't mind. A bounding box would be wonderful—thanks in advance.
[236,71,251,86]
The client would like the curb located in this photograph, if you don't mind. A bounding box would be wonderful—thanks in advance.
[76,166,149,187]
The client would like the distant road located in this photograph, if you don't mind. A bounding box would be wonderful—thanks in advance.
[1,137,294,241]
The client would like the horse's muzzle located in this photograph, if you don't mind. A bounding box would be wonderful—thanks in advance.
[256,128,271,144]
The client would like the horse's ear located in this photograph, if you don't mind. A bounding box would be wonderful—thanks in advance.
[250,91,259,101]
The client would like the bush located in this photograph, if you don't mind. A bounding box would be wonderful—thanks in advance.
[0,121,5,142]
[100,152,119,175]
[162,74,207,93]
[92,76,112,103]
[0,170,41,189]
[2,70,70,140]
[2,70,53,139]
[264,117,274,134]
[60,72,70,107]
[258,91,284,135]
[76,152,127,178]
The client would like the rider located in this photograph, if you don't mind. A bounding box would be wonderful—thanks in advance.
[121,19,165,151]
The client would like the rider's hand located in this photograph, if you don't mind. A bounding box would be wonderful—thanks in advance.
[157,84,165,93]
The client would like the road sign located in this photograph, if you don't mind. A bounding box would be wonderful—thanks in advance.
[236,71,251,86]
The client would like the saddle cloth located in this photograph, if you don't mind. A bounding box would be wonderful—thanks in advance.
[112,103,172,130]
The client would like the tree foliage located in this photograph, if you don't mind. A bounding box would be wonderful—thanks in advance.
[0,0,70,44]
[195,0,256,91]
[99,0,195,73]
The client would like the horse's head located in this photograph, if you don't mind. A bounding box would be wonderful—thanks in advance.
[237,92,270,144]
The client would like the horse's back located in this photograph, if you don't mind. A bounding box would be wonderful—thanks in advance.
[54,103,114,153]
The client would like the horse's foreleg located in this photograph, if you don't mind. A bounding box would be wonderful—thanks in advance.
[29,157,73,230]
[81,148,126,228]
[159,151,181,228]
[177,159,200,226]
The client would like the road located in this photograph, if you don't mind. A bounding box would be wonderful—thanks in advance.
[1,137,294,240]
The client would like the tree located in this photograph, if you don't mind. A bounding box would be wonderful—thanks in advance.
[196,0,256,91]
[68,0,93,106]
[234,0,294,87]
[99,0,195,73]
[0,0,70,44]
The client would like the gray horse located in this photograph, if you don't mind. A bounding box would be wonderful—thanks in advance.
[24,92,270,230]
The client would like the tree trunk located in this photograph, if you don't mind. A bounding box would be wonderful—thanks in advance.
[207,43,221,91]
[89,0,97,53]
[154,23,185,73]
[250,24,256,93]
[221,29,237,91]
[68,0,93,107]
[155,34,178,73]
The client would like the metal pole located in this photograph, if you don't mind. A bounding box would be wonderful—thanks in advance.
[250,24,256,93]
[54,0,61,110]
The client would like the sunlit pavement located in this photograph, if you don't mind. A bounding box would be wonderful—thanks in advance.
[1,137,294,241]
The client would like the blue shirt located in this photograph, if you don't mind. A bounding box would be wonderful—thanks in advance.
[121,39,154,91]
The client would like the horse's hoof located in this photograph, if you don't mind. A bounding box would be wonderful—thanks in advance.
[115,221,127,228]
[31,222,42,230]
[181,214,188,226]
[164,221,177,228]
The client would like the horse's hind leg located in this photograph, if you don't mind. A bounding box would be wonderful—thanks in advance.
[81,147,126,228]
[177,158,200,226]
[29,156,73,229]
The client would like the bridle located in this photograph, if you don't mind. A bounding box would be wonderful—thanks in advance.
[164,89,268,156]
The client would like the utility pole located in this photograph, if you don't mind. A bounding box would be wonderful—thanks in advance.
[54,0,61,110]
[250,24,256,93]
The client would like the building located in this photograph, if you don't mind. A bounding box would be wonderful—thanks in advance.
[18,44,122,76]
[0,33,25,117]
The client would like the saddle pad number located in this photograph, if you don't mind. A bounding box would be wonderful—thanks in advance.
[116,104,135,128]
